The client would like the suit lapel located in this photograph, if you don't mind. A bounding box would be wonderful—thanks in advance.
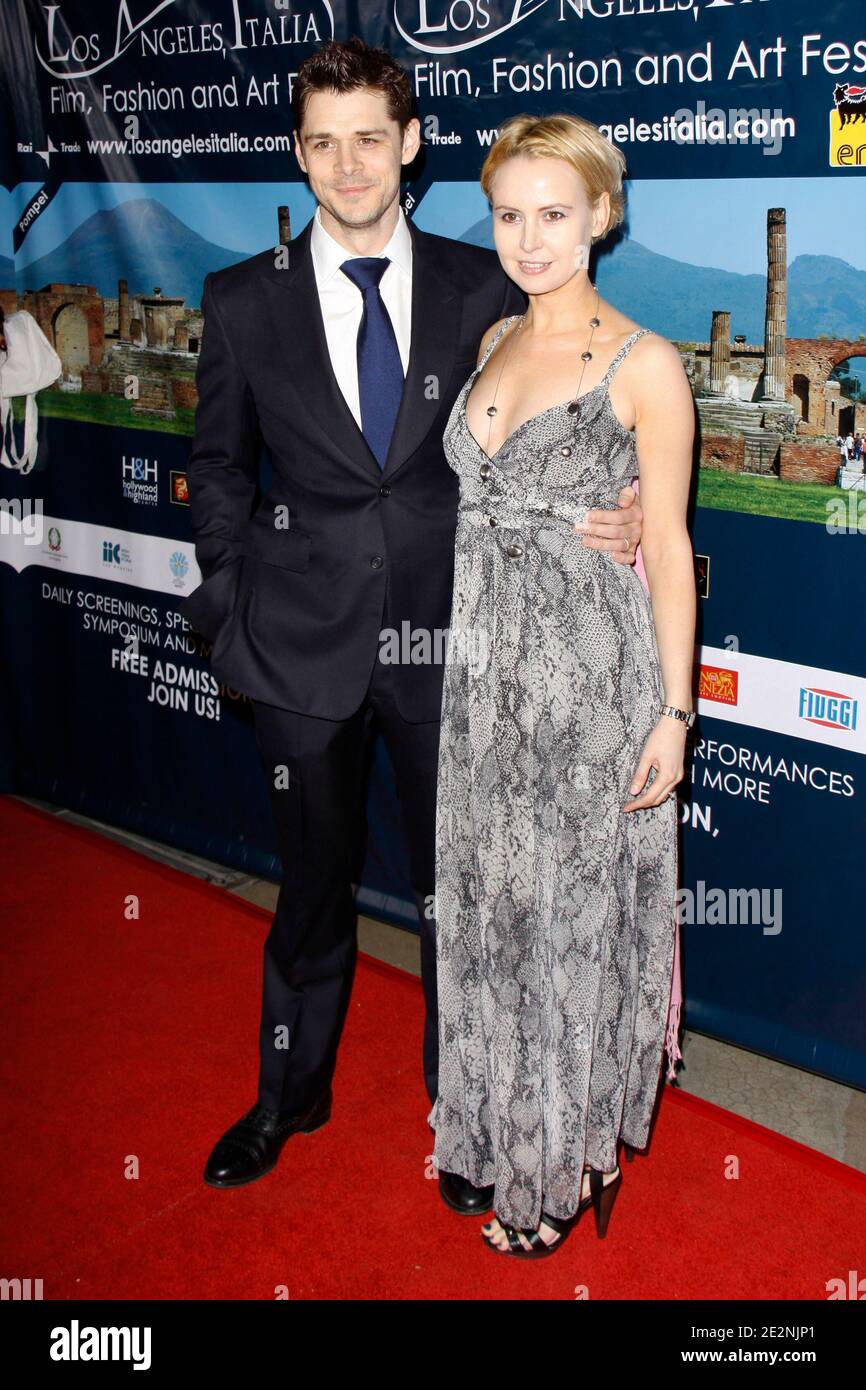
[258,222,380,479]
[257,216,460,482]
[381,220,459,480]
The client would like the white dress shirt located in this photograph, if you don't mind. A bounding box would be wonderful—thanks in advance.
[309,203,413,431]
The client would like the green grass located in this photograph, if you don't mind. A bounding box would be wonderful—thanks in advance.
[695,469,846,524]
[18,390,196,437]
[8,394,856,514]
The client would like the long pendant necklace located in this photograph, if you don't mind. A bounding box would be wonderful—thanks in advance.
[483,283,602,460]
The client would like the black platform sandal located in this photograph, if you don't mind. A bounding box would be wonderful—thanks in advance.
[481,1207,580,1260]
[577,1164,623,1238]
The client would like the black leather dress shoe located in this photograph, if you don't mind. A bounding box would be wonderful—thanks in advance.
[203,1086,332,1188]
[438,1170,495,1215]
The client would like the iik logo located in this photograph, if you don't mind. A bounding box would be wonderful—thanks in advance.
[102,538,131,568]
[829,83,866,166]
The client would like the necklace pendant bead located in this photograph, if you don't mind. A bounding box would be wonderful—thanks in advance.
[486,406,497,417]
[581,351,592,361]
[589,316,600,327]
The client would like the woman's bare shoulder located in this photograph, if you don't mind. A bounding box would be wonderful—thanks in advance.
[629,329,689,379]
[627,331,695,427]
[476,315,519,367]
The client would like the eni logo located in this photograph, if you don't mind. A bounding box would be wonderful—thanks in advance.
[829,83,866,166]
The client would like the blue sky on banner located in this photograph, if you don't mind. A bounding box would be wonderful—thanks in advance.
[5,174,866,277]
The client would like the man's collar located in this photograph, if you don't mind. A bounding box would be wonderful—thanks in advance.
[310,203,413,284]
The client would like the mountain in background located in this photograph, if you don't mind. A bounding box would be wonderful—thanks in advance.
[787,255,866,341]
[9,198,251,307]
[4,196,865,350]
[460,216,866,346]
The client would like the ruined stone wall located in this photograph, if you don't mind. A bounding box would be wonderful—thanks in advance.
[699,434,745,472]
[779,440,840,484]
[785,337,866,436]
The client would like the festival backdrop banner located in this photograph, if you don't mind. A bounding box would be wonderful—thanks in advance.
[1,0,864,1085]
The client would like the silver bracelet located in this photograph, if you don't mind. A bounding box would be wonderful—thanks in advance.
[660,703,695,729]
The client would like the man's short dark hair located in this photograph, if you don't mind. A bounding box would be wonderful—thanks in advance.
[291,36,414,134]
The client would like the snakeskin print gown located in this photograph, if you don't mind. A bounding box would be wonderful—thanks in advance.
[427,317,679,1231]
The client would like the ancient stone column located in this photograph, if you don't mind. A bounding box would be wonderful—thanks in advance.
[709,311,731,395]
[762,208,787,401]
[174,322,189,352]
[118,278,130,340]
[278,205,292,247]
[139,288,184,350]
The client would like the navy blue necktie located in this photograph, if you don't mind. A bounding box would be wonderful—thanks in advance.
[340,257,403,469]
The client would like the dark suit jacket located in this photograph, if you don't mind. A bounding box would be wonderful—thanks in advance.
[181,214,526,721]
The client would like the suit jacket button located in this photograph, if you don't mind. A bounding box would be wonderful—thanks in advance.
[379,485,391,497]
[370,555,384,569]
[479,462,492,480]
[506,543,524,559]
[561,446,572,457]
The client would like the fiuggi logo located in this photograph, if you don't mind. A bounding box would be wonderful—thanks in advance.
[698,665,738,705]
[798,688,858,732]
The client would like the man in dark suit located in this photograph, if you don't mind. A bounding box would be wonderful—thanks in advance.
[181,37,644,1214]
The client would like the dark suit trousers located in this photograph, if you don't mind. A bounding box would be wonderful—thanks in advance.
[250,654,441,1115]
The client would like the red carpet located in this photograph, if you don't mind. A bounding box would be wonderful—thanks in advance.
[2,793,864,1300]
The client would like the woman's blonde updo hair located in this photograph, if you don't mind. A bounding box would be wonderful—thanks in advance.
[480,113,626,242]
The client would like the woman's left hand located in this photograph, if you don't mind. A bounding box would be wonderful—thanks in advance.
[622,716,687,811]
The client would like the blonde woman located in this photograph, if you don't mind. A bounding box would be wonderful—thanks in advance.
[428,114,695,1258]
